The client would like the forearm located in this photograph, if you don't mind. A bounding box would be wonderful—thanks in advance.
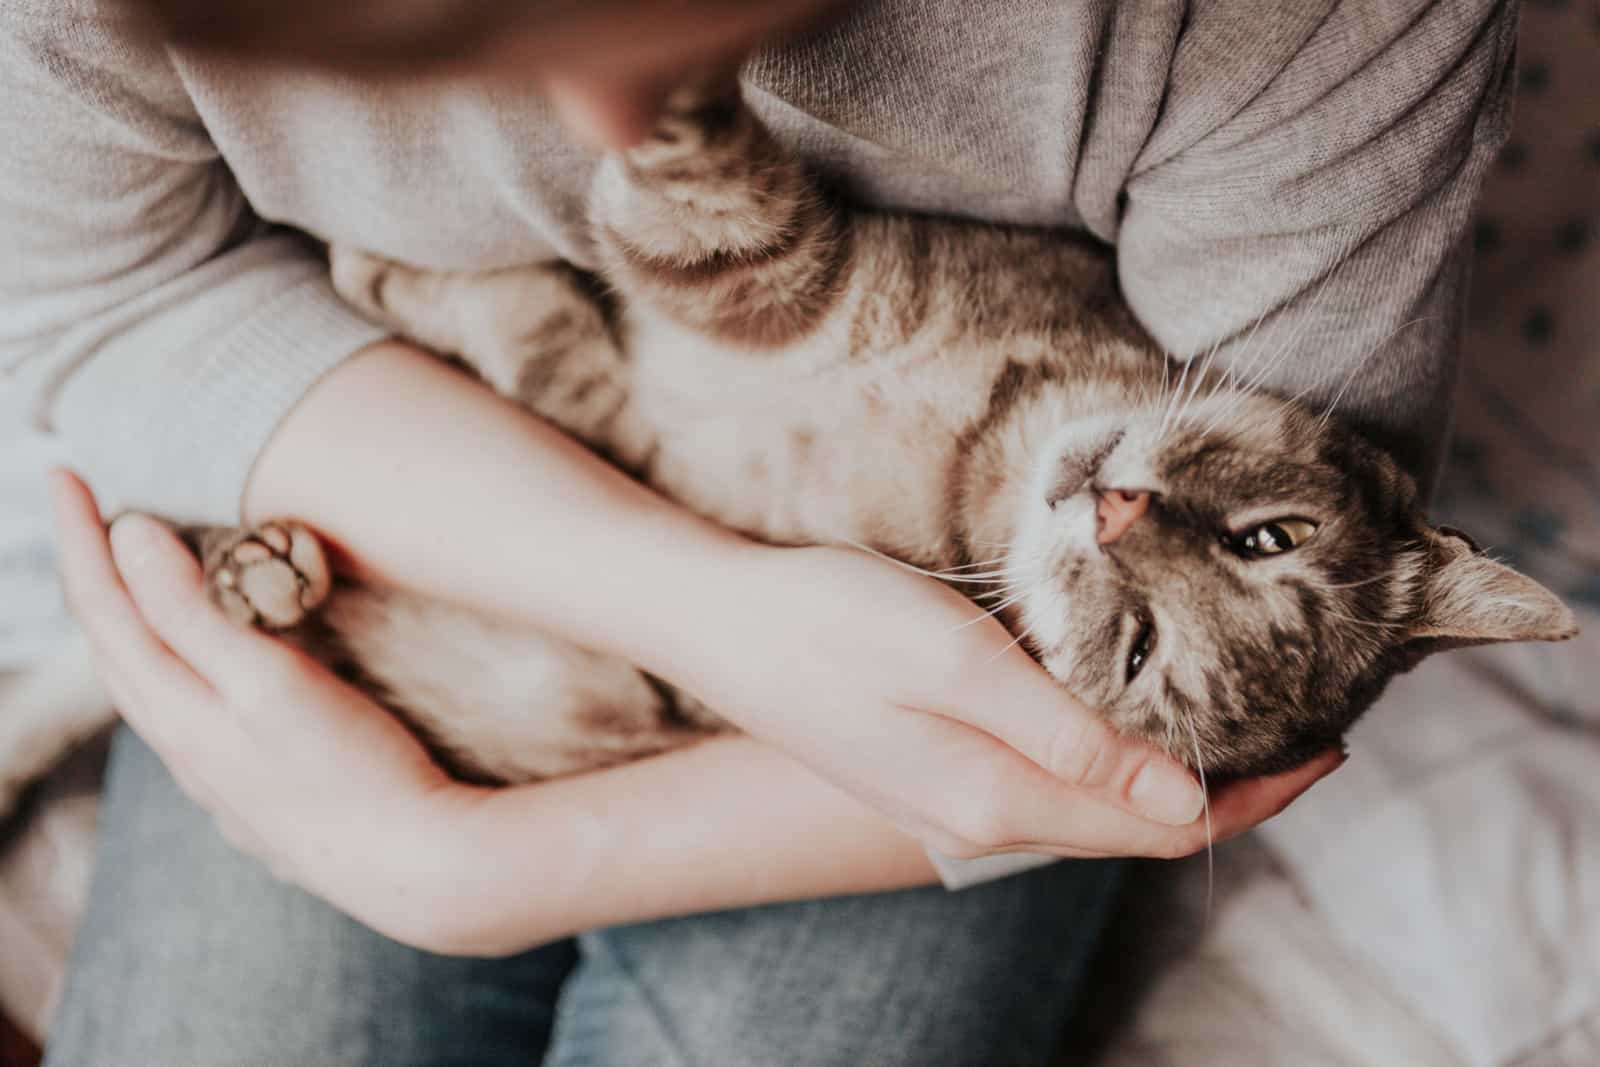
[245,339,746,675]
[439,737,937,953]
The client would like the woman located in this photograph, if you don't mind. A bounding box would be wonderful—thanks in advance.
[2,0,1511,1062]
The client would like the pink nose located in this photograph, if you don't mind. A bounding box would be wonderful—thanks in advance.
[1096,490,1150,545]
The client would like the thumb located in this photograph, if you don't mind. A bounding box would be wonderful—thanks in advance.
[943,642,1205,827]
[109,515,286,687]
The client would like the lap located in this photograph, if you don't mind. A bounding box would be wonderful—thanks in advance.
[46,727,577,1067]
[50,727,1122,1067]
[548,860,1124,1067]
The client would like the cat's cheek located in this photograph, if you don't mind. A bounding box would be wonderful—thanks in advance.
[1027,585,1093,685]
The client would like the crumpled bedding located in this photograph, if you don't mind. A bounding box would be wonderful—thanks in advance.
[1,3,1595,1059]
[1092,622,1600,1067]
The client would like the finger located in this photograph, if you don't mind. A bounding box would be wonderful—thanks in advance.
[871,710,1198,857]
[1031,747,1346,859]
[1203,748,1346,843]
[933,645,1204,827]
[108,513,298,692]
[48,471,208,709]
[966,746,1344,860]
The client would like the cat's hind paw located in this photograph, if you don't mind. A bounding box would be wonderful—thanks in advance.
[208,522,332,631]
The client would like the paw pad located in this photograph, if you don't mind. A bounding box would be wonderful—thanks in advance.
[209,522,331,631]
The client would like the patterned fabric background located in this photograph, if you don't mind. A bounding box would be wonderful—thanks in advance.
[1433,0,1600,613]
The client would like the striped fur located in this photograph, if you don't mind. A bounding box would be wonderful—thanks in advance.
[269,85,1576,783]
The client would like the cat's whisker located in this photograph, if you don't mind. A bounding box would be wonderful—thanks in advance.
[1217,248,1401,440]
[1160,358,1195,436]
[949,588,1032,633]
[1192,310,1296,438]
[1223,323,1358,441]
[923,567,1021,580]
[921,563,1017,579]
[1224,307,1420,444]
[838,540,1015,583]
[1216,303,1276,397]
[1162,325,1253,442]
[937,557,1013,571]
[1166,364,1211,438]
[1196,331,1238,409]
[1159,352,1198,437]
[1314,315,1435,432]
[1218,257,1352,430]
[1196,320,1317,439]
[983,620,1038,665]
[943,577,1027,589]
[1186,715,1215,929]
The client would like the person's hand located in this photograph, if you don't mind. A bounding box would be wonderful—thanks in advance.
[49,471,490,951]
[665,543,1343,861]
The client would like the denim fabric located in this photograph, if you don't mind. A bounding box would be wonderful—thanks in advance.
[46,729,1123,1066]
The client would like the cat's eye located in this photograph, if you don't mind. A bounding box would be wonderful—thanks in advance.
[1229,518,1317,558]
[1126,613,1156,685]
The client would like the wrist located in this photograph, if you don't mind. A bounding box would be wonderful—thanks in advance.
[401,783,587,956]
[614,531,779,691]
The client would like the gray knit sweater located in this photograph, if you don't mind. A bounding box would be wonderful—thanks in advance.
[1,0,1517,524]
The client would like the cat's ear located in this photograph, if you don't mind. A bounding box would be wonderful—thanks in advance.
[1408,526,1578,650]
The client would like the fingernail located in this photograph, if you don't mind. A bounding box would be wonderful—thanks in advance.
[1130,763,1206,825]
[109,514,165,574]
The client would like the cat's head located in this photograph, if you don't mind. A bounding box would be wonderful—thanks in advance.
[997,381,1578,778]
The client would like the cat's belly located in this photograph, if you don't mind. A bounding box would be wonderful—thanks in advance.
[620,318,994,562]
[644,405,953,554]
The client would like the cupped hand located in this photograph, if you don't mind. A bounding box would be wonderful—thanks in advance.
[49,471,485,951]
[667,543,1343,861]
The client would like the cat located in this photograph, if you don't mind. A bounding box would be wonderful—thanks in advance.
[0,85,1577,816]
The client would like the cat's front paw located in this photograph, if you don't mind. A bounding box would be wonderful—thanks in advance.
[329,244,400,323]
[209,522,332,631]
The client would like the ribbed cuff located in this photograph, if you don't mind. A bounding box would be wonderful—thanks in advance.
[57,272,388,524]
[926,848,1059,890]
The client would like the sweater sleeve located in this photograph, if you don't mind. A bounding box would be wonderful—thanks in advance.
[1104,0,1518,489]
[0,2,388,523]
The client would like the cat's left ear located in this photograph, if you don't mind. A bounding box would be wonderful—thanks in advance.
[1408,526,1578,649]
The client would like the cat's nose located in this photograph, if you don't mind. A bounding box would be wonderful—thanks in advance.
[1096,490,1150,545]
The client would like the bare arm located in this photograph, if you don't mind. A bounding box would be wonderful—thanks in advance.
[439,736,940,951]
[243,339,742,679]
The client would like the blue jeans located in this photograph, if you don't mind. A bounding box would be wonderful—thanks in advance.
[46,729,1123,1066]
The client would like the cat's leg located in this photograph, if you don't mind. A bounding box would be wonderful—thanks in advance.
[329,249,653,465]
[187,521,333,632]
[588,83,855,348]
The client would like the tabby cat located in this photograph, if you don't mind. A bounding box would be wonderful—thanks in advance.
[0,86,1577,814]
